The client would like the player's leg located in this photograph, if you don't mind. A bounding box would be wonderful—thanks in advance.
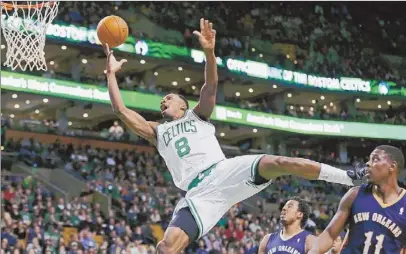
[156,207,198,254]
[255,155,354,186]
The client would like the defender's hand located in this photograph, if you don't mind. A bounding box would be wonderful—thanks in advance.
[193,18,216,52]
[103,43,127,74]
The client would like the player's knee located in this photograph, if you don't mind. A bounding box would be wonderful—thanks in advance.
[156,240,175,254]
[260,155,291,169]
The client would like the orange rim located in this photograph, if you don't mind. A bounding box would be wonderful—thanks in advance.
[1,1,55,11]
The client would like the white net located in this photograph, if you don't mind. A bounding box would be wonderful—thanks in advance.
[1,1,59,71]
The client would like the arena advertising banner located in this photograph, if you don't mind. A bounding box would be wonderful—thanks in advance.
[2,71,405,140]
[2,16,403,97]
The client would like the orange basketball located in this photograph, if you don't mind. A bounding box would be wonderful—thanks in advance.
[97,15,128,48]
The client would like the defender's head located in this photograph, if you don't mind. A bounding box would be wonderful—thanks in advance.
[280,197,310,228]
[366,145,404,185]
[160,93,189,120]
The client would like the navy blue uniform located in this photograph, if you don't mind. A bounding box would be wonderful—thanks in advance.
[265,230,311,254]
[342,184,406,254]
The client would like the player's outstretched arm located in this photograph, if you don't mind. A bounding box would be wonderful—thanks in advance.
[193,18,218,120]
[308,187,359,254]
[103,43,158,145]
[258,234,270,254]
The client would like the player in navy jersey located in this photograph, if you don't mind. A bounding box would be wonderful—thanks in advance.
[258,197,316,254]
[309,145,406,254]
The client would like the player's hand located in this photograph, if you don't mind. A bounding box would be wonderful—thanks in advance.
[103,43,127,74]
[193,18,216,53]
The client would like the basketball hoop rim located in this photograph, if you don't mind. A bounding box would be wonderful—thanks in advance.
[1,1,56,11]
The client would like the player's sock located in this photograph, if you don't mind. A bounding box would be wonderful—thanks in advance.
[318,163,354,186]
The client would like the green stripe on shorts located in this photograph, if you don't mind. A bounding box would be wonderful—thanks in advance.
[185,198,204,239]
[250,155,265,183]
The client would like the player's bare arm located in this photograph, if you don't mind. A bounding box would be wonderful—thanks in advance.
[258,234,271,254]
[305,234,317,253]
[103,43,159,145]
[192,18,218,120]
[308,187,359,254]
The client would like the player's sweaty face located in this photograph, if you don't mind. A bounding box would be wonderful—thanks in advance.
[366,149,392,183]
[280,200,301,225]
[160,94,184,119]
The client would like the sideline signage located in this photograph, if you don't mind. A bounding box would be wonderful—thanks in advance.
[1,16,404,97]
[2,71,405,140]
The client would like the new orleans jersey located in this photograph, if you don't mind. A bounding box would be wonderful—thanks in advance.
[156,110,226,191]
[342,184,406,254]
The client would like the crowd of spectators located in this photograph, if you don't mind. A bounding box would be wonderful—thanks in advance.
[56,2,406,86]
[2,124,406,253]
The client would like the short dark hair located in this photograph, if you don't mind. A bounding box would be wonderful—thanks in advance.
[376,145,405,170]
[177,94,189,109]
[290,196,310,228]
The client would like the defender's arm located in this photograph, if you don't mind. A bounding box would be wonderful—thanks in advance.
[308,187,359,254]
[192,18,218,120]
[258,234,271,254]
[104,44,158,145]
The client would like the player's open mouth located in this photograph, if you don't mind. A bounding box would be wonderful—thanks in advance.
[160,104,168,112]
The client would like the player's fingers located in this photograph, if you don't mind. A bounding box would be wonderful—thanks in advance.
[119,59,128,65]
[212,29,216,36]
[209,22,213,31]
[200,18,204,31]
[103,43,110,56]
[193,31,202,38]
[205,19,209,30]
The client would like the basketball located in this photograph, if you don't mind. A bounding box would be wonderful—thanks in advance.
[96,15,128,48]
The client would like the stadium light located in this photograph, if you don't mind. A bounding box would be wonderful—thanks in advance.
[25,100,30,104]
[378,104,382,109]
[83,113,88,118]
[300,106,304,111]
[290,106,294,110]
[387,101,391,105]
[154,72,158,76]
[61,45,67,50]
[50,61,55,65]
[320,95,325,100]
[220,132,225,137]
[251,48,256,52]
[272,84,277,89]
[235,92,240,97]
[68,121,72,126]
[192,86,196,90]
[12,94,17,99]
[248,88,254,93]
[330,102,334,106]
[185,77,191,82]
[1,44,5,49]
[81,59,88,64]
[10,114,15,118]
[356,98,361,103]
[140,59,146,64]
[259,54,263,58]
[43,98,49,103]
[35,110,40,114]
[323,105,327,109]
[253,129,258,133]
[172,81,178,86]
[287,93,292,98]
[14,104,19,109]
[311,100,316,104]
[310,107,314,112]
[178,66,183,71]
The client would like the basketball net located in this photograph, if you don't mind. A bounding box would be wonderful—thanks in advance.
[1,1,59,71]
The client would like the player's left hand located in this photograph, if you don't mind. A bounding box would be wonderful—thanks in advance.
[193,18,216,52]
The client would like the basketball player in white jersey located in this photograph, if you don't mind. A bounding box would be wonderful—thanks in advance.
[104,18,365,254]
